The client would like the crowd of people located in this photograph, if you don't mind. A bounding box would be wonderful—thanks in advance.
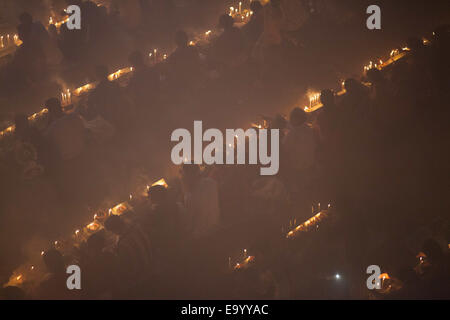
[0,1,449,300]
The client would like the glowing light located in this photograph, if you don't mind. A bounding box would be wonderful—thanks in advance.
[151,178,169,189]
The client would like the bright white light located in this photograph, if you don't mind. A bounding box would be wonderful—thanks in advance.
[335,274,341,279]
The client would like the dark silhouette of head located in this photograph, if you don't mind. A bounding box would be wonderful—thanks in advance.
[95,65,110,82]
[104,215,127,236]
[406,37,424,52]
[87,231,106,253]
[366,68,384,85]
[219,14,234,31]
[17,23,31,42]
[18,12,33,26]
[43,249,65,274]
[344,78,361,95]
[175,30,189,48]
[422,239,444,264]
[45,98,64,119]
[148,185,169,207]
[271,114,287,130]
[128,51,145,69]
[290,108,307,127]
[320,89,335,108]
[250,1,263,13]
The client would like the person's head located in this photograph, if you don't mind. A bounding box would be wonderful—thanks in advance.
[17,23,31,42]
[250,1,263,13]
[181,164,201,189]
[366,68,384,85]
[48,24,58,37]
[87,231,106,253]
[45,98,63,119]
[128,51,145,69]
[14,114,30,134]
[407,37,424,52]
[148,185,169,207]
[320,89,335,108]
[18,12,33,26]
[289,107,307,127]
[219,14,234,31]
[43,249,65,274]
[422,239,444,264]
[433,24,450,43]
[271,114,287,130]
[344,78,360,95]
[95,65,109,81]
[174,30,188,48]
[104,215,127,236]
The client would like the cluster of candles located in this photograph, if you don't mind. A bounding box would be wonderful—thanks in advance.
[61,89,72,106]
[148,49,168,64]
[363,59,384,72]
[229,2,254,22]
[0,34,21,49]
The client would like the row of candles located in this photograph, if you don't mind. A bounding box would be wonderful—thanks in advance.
[305,37,428,113]
[363,36,432,74]
[0,34,21,49]
[5,178,169,287]
[232,203,331,273]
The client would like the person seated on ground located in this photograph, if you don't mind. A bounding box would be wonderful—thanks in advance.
[11,23,47,86]
[167,30,202,87]
[366,68,391,103]
[104,215,152,295]
[418,239,450,299]
[87,65,129,129]
[128,50,159,102]
[210,14,246,69]
[243,1,264,44]
[14,114,43,149]
[18,12,62,66]
[17,12,50,48]
[34,249,80,300]
[341,78,370,122]
[280,108,316,196]
[316,89,340,144]
[142,185,184,262]
[80,231,118,299]
[43,97,88,163]
[282,108,316,173]
[181,164,220,240]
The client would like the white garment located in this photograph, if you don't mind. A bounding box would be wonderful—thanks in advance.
[184,177,220,239]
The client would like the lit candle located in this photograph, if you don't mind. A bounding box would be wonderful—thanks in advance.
[239,2,242,14]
